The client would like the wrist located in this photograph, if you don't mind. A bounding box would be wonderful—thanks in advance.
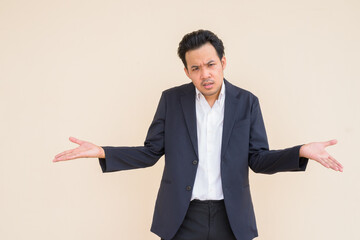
[299,144,306,158]
[99,147,105,158]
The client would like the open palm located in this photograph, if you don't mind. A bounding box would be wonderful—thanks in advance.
[300,139,343,172]
[53,137,104,162]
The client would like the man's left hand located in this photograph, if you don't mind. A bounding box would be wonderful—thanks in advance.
[300,139,343,172]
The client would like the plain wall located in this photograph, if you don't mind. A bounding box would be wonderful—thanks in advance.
[1,0,359,239]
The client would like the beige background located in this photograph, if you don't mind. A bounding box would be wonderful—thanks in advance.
[1,0,359,239]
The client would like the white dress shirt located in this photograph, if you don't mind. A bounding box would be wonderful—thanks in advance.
[191,81,225,200]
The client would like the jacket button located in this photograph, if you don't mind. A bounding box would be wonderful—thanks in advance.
[186,185,192,191]
[192,160,198,165]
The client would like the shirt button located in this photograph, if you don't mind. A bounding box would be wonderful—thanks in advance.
[186,185,192,191]
[192,160,198,165]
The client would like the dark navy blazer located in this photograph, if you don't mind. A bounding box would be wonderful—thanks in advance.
[99,79,309,240]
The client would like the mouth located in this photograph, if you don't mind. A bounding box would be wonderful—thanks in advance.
[202,81,214,90]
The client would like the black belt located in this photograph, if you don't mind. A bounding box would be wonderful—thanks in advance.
[190,199,224,205]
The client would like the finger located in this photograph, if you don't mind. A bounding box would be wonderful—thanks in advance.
[326,159,339,171]
[328,155,342,167]
[327,157,341,171]
[321,155,342,172]
[55,148,76,159]
[54,147,82,161]
[53,152,82,162]
[329,164,340,172]
[329,155,343,172]
[69,136,84,145]
[324,139,338,147]
[53,153,72,162]
[318,157,330,169]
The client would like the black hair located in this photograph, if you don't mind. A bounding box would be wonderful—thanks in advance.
[177,29,225,69]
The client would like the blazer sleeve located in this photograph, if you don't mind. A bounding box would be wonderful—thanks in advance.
[98,92,166,173]
[248,96,309,174]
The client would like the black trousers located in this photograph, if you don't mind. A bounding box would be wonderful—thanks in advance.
[162,199,236,240]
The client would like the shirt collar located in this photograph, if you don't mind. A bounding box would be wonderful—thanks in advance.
[195,80,225,102]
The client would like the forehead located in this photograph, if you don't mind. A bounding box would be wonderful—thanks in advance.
[185,42,219,66]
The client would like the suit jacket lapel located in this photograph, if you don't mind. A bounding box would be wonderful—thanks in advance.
[221,79,241,158]
[180,84,199,158]
[180,80,240,160]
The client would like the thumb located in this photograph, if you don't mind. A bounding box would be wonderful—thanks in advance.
[69,136,84,145]
[324,139,338,147]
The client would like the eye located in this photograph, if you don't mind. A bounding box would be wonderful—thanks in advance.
[192,67,199,71]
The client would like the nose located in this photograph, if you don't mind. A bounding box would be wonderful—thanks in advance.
[200,67,211,80]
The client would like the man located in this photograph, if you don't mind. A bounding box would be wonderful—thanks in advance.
[53,30,343,240]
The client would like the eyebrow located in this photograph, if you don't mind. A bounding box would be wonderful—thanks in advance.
[191,60,215,69]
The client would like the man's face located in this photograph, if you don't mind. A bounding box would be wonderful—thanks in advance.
[184,42,226,101]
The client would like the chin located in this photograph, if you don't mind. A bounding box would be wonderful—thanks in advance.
[203,90,218,96]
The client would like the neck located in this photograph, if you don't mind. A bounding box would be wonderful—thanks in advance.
[204,92,220,107]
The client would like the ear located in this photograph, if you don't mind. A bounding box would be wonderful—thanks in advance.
[221,56,227,70]
[184,67,190,79]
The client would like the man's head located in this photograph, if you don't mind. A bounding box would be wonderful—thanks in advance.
[178,30,226,103]
[177,30,225,70]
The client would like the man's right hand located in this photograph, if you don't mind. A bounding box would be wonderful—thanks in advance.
[53,137,105,162]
